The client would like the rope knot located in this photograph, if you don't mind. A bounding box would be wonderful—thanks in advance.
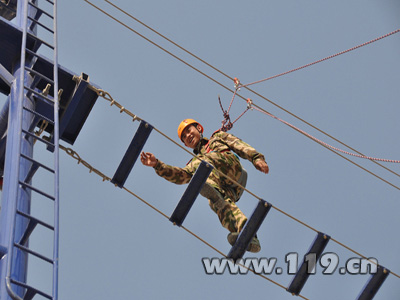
[223,111,230,119]
[221,112,233,132]
[217,92,249,132]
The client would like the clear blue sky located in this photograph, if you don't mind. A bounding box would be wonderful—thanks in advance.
[1,1,400,299]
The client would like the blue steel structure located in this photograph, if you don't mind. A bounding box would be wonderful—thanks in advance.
[0,0,60,298]
[0,0,99,299]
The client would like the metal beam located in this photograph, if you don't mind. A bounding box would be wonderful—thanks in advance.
[0,63,14,87]
[0,1,36,298]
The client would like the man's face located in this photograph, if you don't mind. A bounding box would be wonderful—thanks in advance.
[181,124,202,149]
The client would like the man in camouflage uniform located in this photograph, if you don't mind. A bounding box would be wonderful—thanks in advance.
[140,119,269,252]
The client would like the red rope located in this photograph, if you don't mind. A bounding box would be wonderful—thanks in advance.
[254,107,400,163]
[240,29,400,88]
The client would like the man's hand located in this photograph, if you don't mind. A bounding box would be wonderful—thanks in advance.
[254,159,269,174]
[140,152,157,167]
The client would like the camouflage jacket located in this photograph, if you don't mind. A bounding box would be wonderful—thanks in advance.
[154,130,266,198]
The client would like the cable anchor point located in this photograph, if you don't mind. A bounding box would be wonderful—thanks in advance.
[246,98,253,110]
[234,77,241,91]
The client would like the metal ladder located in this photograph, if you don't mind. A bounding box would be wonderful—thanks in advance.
[2,0,60,299]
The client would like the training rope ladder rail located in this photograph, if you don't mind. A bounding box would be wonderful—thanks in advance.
[54,88,400,295]
[95,87,400,276]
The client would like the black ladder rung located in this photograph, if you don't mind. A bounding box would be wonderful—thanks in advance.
[14,243,53,264]
[23,106,55,125]
[357,265,390,300]
[22,129,55,148]
[20,153,55,174]
[169,161,214,226]
[24,66,54,85]
[9,278,52,300]
[227,199,272,261]
[19,181,55,201]
[27,16,54,33]
[44,0,55,5]
[287,232,331,295]
[17,210,54,231]
[24,86,55,104]
[28,1,54,19]
[111,120,154,187]
[26,32,54,50]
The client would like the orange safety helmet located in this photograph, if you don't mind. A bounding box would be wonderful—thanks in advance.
[177,119,204,141]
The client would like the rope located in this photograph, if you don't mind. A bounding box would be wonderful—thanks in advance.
[83,0,233,101]
[59,144,111,182]
[104,0,235,82]
[222,77,400,165]
[217,83,251,132]
[219,80,400,173]
[240,28,400,88]
[218,95,233,132]
[104,0,400,103]
[251,104,400,191]
[218,95,232,131]
[252,106,400,163]
[89,88,400,279]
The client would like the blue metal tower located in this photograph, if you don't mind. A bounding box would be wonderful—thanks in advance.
[0,1,99,298]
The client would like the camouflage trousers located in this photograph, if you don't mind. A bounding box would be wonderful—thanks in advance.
[208,196,247,233]
[200,173,248,233]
